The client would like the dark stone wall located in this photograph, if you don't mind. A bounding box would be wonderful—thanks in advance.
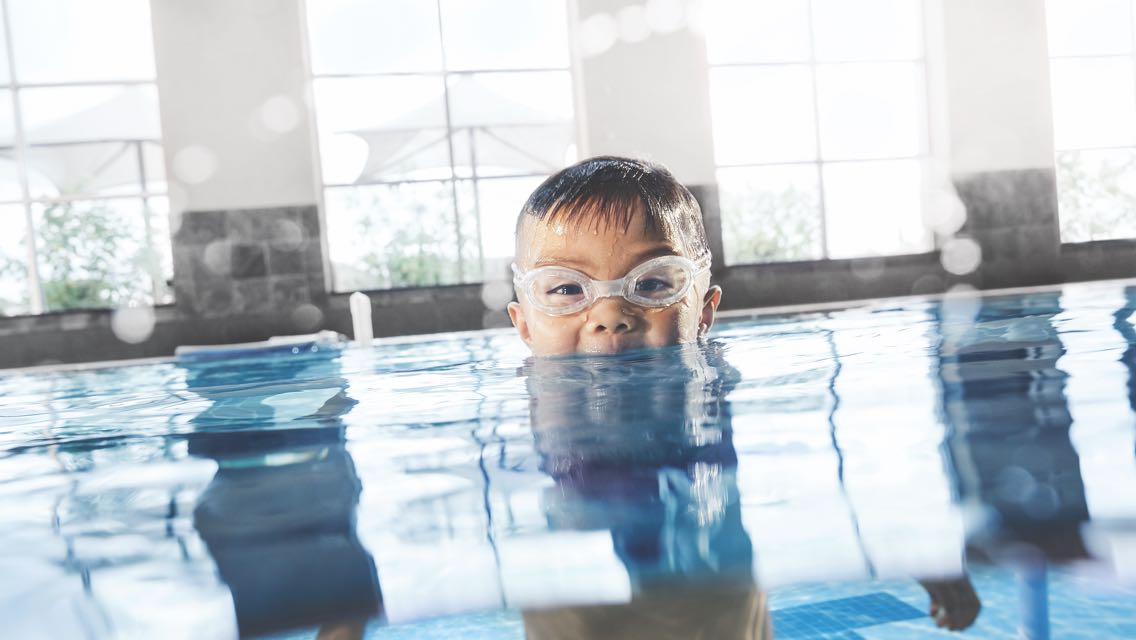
[953,168,1064,288]
[172,206,327,320]
[1,176,1134,370]
[1060,239,1136,282]
[716,253,949,310]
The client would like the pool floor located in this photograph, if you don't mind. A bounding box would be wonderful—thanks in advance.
[266,565,1136,639]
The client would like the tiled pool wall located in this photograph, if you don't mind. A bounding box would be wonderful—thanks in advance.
[2,173,1135,369]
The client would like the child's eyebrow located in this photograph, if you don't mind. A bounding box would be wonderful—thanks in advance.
[635,245,682,261]
[533,245,680,270]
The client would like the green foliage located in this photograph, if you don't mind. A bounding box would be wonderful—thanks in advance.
[338,184,466,290]
[1056,151,1136,242]
[719,180,822,263]
[360,220,453,288]
[37,201,149,311]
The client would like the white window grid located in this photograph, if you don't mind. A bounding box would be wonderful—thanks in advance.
[1046,0,1136,243]
[0,0,168,315]
[708,0,933,265]
[305,0,576,291]
[1047,0,1136,155]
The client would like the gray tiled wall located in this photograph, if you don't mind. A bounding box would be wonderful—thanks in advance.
[953,169,1064,288]
[172,206,326,321]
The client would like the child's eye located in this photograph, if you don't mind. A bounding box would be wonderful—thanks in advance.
[635,278,672,293]
[547,283,584,296]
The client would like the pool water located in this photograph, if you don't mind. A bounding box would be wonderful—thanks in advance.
[1,281,1135,638]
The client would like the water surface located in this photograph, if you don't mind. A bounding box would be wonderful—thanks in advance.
[2,282,1135,638]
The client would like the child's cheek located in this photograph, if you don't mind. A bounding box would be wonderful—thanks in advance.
[642,305,693,347]
[668,295,704,343]
[532,313,582,355]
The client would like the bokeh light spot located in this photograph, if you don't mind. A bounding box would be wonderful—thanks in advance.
[617,5,651,43]
[579,12,619,57]
[111,305,156,344]
[940,237,982,275]
[480,280,514,310]
[291,303,323,332]
[645,0,686,33]
[172,145,218,185]
[202,240,231,276]
[259,95,300,134]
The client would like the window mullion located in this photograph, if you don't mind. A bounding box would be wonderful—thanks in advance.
[135,140,165,303]
[805,0,829,260]
[434,0,466,283]
[468,127,485,281]
[1,0,44,313]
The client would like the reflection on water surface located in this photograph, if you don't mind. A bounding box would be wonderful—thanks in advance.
[1,282,1135,638]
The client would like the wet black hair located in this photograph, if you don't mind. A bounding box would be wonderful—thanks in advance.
[515,156,711,260]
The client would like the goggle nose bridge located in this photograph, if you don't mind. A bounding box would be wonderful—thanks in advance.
[588,277,631,301]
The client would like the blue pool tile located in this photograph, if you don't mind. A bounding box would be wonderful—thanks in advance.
[369,610,525,640]
[773,593,924,639]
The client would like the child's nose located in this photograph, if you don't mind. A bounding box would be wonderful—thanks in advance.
[586,298,639,334]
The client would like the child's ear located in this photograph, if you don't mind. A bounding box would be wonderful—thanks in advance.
[699,285,722,337]
[508,301,533,346]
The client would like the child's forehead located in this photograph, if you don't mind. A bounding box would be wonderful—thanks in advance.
[544,201,653,234]
[516,208,680,263]
[548,195,650,230]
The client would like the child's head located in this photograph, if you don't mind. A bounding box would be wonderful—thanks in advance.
[508,156,722,356]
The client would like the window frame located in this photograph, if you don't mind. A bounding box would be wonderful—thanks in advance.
[1046,0,1136,244]
[0,0,170,316]
[303,0,578,294]
[706,0,935,267]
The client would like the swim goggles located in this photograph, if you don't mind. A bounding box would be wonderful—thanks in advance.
[511,254,710,316]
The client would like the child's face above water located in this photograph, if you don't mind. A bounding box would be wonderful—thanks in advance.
[508,207,721,356]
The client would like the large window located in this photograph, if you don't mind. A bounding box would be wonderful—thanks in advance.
[704,0,932,265]
[305,0,577,292]
[1047,0,1136,242]
[0,0,172,317]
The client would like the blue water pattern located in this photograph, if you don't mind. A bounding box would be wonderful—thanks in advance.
[1,281,1135,638]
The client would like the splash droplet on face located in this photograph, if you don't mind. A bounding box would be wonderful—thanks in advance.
[552,223,567,236]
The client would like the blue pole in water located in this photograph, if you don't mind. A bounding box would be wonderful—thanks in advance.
[1018,562,1049,640]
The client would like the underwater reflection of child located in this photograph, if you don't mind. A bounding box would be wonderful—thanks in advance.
[508,156,763,638]
[509,156,980,636]
[520,342,770,639]
[184,354,381,639]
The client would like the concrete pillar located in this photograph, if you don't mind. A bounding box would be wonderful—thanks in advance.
[149,0,327,327]
[570,0,724,268]
[937,0,1062,287]
[150,0,319,212]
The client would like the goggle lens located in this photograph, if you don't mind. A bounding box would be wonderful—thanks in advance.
[626,261,690,305]
[515,256,706,316]
[530,269,589,310]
